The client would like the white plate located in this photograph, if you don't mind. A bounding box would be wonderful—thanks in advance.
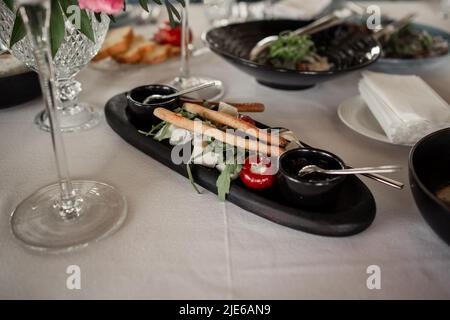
[337,96,412,147]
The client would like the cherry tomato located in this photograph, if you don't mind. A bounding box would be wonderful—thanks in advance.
[239,114,256,126]
[154,21,192,47]
[240,156,275,190]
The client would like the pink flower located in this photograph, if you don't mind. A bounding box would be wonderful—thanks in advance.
[78,0,124,15]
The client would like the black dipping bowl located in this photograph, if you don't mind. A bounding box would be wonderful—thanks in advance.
[409,127,450,245]
[278,148,346,209]
[205,20,381,90]
[126,84,179,128]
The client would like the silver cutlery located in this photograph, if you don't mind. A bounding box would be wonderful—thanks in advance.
[273,127,405,189]
[143,81,218,104]
[298,165,401,177]
[249,4,362,61]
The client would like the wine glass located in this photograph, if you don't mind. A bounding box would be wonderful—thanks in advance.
[0,1,109,132]
[167,0,224,101]
[10,0,127,253]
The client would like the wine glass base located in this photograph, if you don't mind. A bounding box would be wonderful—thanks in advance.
[10,181,127,254]
[35,103,102,133]
[167,76,225,101]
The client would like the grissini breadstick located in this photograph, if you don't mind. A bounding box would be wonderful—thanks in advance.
[179,98,265,112]
[183,103,288,147]
[153,108,284,156]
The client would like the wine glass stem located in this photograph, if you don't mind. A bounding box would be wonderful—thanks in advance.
[19,1,79,219]
[180,0,190,79]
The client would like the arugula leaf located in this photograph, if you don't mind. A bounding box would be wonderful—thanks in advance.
[216,164,240,201]
[153,122,172,141]
[186,163,201,194]
[9,12,26,48]
[2,0,14,11]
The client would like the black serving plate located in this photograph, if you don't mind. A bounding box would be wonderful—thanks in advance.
[105,93,376,236]
[205,20,381,90]
[0,71,41,109]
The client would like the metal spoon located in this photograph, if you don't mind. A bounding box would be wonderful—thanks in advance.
[271,127,405,189]
[298,165,402,178]
[249,4,361,61]
[143,81,218,104]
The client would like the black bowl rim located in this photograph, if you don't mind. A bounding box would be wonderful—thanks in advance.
[409,127,450,213]
[205,19,382,76]
[279,147,347,186]
[126,84,178,108]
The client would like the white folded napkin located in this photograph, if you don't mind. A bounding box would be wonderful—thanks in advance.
[359,71,450,145]
[271,0,332,20]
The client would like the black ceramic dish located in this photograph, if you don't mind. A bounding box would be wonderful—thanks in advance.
[205,20,381,90]
[278,148,346,209]
[409,127,450,245]
[0,71,41,109]
[126,84,179,128]
[105,93,376,237]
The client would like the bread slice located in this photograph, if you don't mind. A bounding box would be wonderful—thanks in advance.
[92,26,134,62]
[168,45,181,57]
[112,36,156,64]
[140,44,171,64]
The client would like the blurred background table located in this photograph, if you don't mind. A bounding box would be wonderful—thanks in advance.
[0,1,449,299]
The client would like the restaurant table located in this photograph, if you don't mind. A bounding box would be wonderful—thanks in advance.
[1,1,449,299]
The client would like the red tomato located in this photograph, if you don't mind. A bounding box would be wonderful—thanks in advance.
[240,156,275,190]
[154,21,192,47]
[239,114,256,126]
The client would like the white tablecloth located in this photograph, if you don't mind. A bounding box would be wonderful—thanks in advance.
[1,2,449,299]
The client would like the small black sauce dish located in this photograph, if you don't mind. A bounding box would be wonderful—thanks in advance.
[277,148,347,209]
[126,84,179,129]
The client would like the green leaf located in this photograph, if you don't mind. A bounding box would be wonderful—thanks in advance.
[49,0,65,57]
[166,4,175,27]
[186,163,201,194]
[216,164,235,201]
[2,0,14,11]
[154,122,172,141]
[139,0,149,12]
[176,0,186,7]
[9,13,26,48]
[108,14,116,23]
[78,9,95,43]
[165,0,181,21]
[59,0,94,43]
[94,12,102,23]
[152,0,162,5]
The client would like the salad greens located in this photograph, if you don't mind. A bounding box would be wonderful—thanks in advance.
[216,164,242,201]
[381,24,449,59]
[139,105,245,201]
[255,32,332,71]
[269,32,316,67]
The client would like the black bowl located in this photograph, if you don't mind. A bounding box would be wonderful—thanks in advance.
[126,84,179,128]
[409,127,450,245]
[205,20,382,90]
[0,71,41,109]
[278,148,346,209]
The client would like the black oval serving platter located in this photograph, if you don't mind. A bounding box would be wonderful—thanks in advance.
[105,93,376,237]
